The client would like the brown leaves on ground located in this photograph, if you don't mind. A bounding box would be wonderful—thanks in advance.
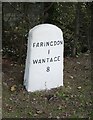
[2,53,92,118]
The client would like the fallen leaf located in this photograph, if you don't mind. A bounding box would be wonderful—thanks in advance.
[28,111,32,115]
[11,63,13,66]
[33,113,38,117]
[69,75,73,79]
[67,85,71,90]
[77,62,80,64]
[9,98,13,101]
[49,113,52,118]
[9,78,14,81]
[3,82,8,87]
[33,98,36,101]
[56,116,60,119]
[10,85,17,91]
[58,105,62,110]
[77,86,81,89]
[36,110,43,114]
[8,106,12,111]
[71,95,74,98]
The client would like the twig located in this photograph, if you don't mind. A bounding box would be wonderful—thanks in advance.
[44,3,54,13]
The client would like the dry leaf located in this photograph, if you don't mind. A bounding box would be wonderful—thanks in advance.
[10,85,16,91]
[77,86,81,89]
[56,116,60,119]
[77,62,80,64]
[28,111,32,115]
[36,110,43,114]
[33,113,38,117]
[69,75,73,79]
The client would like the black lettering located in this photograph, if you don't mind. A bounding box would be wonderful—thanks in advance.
[54,41,57,46]
[33,41,63,48]
[40,42,43,47]
[46,42,49,46]
[60,41,62,45]
[54,57,58,62]
[46,66,50,72]
[57,41,60,45]
[46,58,50,62]
[50,58,53,62]
[58,56,60,61]
[33,59,38,64]
[36,43,39,47]
[38,59,41,63]
[33,43,35,47]
[42,59,46,63]
[48,50,50,54]
[54,56,60,62]
[44,42,46,46]
[50,41,53,46]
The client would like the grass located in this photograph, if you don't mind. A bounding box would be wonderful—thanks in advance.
[2,53,92,118]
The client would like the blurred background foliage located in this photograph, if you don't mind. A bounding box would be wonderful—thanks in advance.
[2,2,92,64]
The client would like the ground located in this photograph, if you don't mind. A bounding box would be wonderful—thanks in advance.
[2,53,93,118]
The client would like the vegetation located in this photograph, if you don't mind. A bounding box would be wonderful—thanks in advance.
[2,53,92,118]
[2,2,92,64]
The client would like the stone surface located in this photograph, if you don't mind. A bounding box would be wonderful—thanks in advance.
[24,24,64,92]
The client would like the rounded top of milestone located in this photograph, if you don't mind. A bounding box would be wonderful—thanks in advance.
[29,24,62,34]
[28,24,63,42]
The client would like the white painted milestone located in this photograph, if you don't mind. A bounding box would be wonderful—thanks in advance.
[24,24,64,92]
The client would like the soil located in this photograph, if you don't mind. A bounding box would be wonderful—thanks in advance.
[2,53,93,118]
